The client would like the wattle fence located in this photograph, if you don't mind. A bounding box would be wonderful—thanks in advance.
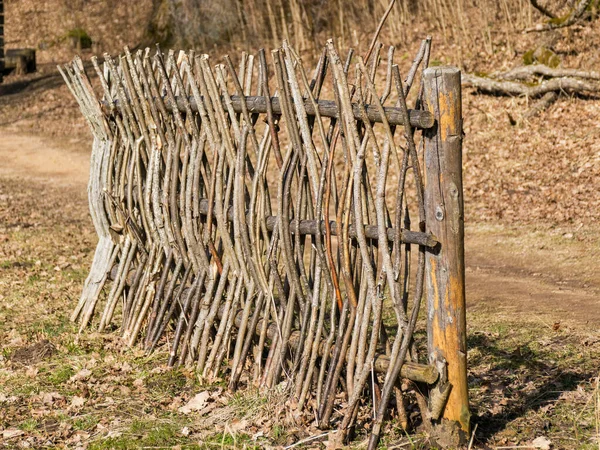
[61,38,468,447]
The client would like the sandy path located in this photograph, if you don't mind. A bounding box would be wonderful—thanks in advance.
[1,131,598,326]
[0,133,90,187]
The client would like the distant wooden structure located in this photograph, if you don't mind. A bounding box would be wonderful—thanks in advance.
[6,49,36,75]
[0,0,4,83]
[0,0,36,80]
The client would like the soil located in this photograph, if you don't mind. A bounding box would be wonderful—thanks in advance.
[10,340,56,366]
[0,133,89,187]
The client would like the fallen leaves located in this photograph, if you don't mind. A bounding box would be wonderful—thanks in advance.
[70,396,86,408]
[463,94,600,226]
[532,436,552,449]
[179,391,211,415]
[2,428,25,440]
[41,392,64,406]
[69,368,92,383]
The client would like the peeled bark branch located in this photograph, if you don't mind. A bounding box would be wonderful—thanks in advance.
[495,64,600,82]
[463,73,600,97]
[523,91,559,119]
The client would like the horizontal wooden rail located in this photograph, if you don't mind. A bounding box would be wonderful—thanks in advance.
[103,95,435,129]
[197,199,439,247]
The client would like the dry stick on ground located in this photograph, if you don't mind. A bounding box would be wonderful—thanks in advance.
[523,91,560,119]
[463,69,600,118]
[493,64,600,82]
[463,73,600,97]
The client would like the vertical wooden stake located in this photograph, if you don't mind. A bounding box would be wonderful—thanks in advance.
[423,66,469,440]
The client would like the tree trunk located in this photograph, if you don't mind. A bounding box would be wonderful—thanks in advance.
[145,0,175,47]
[144,0,242,49]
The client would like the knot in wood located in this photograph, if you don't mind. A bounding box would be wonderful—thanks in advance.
[435,206,444,221]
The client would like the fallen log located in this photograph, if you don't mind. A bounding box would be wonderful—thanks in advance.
[493,64,600,82]
[463,73,600,97]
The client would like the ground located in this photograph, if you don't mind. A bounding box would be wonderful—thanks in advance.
[1,15,600,450]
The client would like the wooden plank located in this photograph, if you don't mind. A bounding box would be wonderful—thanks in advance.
[4,49,36,73]
[423,67,469,441]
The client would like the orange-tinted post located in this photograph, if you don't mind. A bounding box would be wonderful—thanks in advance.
[423,66,469,438]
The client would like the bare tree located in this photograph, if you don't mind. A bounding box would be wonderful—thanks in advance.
[526,0,596,32]
[145,0,239,48]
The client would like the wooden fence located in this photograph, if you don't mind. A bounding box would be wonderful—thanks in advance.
[61,38,468,447]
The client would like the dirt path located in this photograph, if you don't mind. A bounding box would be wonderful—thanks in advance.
[0,133,90,187]
[466,224,600,326]
[2,131,598,326]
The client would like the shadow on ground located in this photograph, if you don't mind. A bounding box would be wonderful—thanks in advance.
[468,329,597,447]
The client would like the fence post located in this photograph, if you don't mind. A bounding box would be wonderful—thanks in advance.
[423,66,469,443]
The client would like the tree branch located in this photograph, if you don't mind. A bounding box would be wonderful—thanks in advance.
[463,73,600,97]
[493,64,600,81]
[525,0,593,32]
[523,91,559,119]
[529,0,557,18]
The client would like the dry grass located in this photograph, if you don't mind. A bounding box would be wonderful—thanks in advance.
[1,176,600,448]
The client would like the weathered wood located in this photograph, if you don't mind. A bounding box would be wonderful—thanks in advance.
[194,198,438,247]
[105,95,435,129]
[495,64,600,82]
[523,91,559,119]
[105,262,439,385]
[5,48,36,74]
[423,67,469,441]
[103,268,440,384]
[14,55,26,76]
[219,302,437,383]
[463,72,600,97]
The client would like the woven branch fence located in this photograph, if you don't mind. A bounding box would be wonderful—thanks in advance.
[60,38,467,447]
